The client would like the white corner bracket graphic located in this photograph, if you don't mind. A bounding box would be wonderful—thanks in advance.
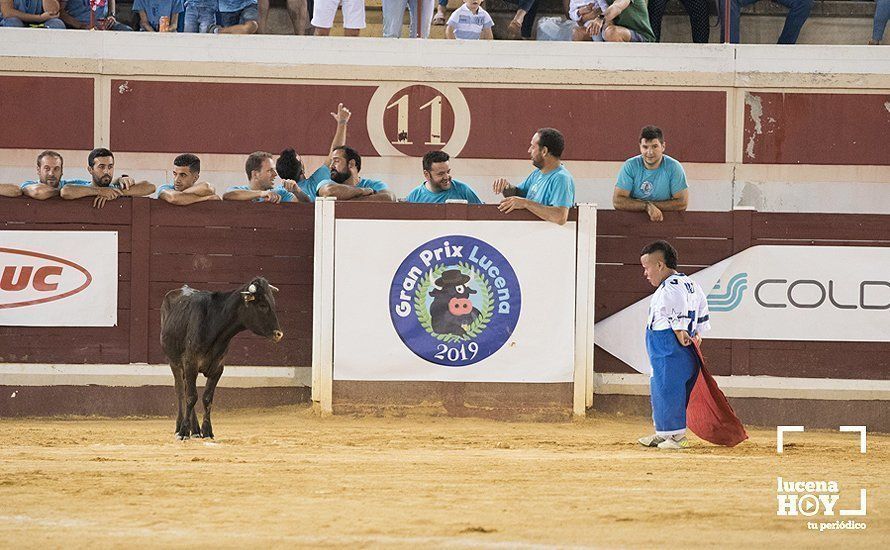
[777,425,805,453]
[839,425,867,454]
[840,489,868,516]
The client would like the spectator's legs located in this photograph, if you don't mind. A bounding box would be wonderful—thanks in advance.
[217,5,259,33]
[311,0,337,34]
[505,0,536,38]
[342,0,365,35]
[434,0,447,24]
[184,7,198,32]
[44,18,67,29]
[382,0,410,37]
[718,0,757,43]
[871,0,890,43]
[679,0,710,43]
[0,17,25,27]
[406,0,435,37]
[286,0,309,34]
[108,21,134,31]
[772,0,813,44]
[647,0,668,42]
[257,0,270,33]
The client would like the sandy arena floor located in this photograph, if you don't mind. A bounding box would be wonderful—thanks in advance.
[0,406,885,548]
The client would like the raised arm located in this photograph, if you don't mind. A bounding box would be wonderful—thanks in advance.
[328,103,351,156]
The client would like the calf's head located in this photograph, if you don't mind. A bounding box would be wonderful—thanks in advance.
[239,277,284,342]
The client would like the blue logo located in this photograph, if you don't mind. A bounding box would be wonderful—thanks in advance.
[390,235,521,367]
[707,273,748,312]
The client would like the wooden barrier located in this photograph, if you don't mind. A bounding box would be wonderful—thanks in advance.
[1,198,888,426]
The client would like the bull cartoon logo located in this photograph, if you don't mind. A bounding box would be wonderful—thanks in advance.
[429,269,481,337]
[390,235,521,367]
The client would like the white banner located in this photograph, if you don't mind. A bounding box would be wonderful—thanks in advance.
[0,231,118,326]
[595,246,890,375]
[333,220,576,382]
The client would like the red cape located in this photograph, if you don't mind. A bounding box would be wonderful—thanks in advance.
[687,340,749,447]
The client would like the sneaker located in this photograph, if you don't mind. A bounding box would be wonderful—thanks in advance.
[657,435,690,450]
[638,434,665,447]
[207,23,221,34]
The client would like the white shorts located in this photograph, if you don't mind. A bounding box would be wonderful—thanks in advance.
[311,0,366,29]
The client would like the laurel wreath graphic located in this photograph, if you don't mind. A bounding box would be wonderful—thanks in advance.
[414,262,495,342]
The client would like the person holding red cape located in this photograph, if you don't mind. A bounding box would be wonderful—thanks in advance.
[637,240,748,450]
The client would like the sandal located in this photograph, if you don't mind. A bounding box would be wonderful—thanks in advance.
[433,12,446,26]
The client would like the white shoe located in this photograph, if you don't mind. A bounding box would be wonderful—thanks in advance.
[638,434,665,447]
[657,435,690,449]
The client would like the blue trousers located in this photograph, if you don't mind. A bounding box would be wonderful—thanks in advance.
[875,0,890,41]
[1,17,66,29]
[646,328,699,435]
[718,0,813,44]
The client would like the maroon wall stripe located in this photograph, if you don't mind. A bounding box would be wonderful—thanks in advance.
[459,88,726,162]
[109,81,377,155]
[743,92,890,165]
[0,76,94,151]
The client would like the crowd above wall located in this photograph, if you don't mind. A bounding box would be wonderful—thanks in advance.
[0,103,693,225]
[1,0,888,44]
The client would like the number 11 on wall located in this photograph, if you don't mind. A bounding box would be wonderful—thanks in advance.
[385,95,446,146]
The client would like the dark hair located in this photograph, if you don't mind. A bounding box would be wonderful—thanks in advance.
[276,149,303,181]
[640,125,664,143]
[88,148,114,168]
[245,151,273,180]
[37,150,63,168]
[174,153,201,174]
[536,128,565,158]
[422,150,450,172]
[640,240,678,269]
[333,145,362,172]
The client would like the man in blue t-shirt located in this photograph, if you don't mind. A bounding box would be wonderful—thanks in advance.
[19,151,89,200]
[316,146,395,202]
[0,0,66,29]
[224,151,298,203]
[60,148,155,208]
[275,103,352,203]
[613,125,688,222]
[493,127,575,225]
[405,150,483,204]
[157,154,221,206]
[60,0,133,29]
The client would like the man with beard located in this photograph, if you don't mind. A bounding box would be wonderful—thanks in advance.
[276,103,352,203]
[224,151,296,203]
[316,146,395,202]
[612,125,688,223]
[492,128,575,225]
[157,154,221,206]
[60,148,155,209]
[18,151,87,200]
[405,150,482,204]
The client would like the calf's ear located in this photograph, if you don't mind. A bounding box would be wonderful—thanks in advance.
[241,291,256,303]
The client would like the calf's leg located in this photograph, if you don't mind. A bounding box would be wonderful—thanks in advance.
[201,366,224,439]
